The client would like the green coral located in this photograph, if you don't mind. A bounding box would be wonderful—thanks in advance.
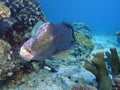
[74,32,94,50]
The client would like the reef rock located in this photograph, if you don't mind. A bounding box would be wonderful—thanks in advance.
[4,0,46,28]
[0,39,15,81]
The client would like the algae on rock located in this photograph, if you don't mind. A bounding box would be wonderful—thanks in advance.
[74,32,94,51]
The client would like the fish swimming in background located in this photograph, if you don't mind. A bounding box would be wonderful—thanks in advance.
[20,21,73,61]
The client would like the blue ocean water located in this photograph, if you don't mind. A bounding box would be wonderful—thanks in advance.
[40,0,120,35]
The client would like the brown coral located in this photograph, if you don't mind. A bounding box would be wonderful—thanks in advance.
[105,47,120,77]
[82,51,112,90]
[0,2,11,19]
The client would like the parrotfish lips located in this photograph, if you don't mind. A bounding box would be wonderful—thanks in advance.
[20,37,37,60]
[20,46,34,60]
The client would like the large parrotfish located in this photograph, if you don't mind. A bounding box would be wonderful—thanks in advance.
[20,21,73,61]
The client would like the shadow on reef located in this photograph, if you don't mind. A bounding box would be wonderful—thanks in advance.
[82,47,120,90]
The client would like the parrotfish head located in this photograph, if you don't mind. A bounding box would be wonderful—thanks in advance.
[20,22,56,60]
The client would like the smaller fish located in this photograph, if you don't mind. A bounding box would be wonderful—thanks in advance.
[20,22,73,61]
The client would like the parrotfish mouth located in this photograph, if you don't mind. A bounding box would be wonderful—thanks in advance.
[20,46,34,60]
[19,22,51,60]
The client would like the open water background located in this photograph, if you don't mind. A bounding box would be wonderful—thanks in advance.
[40,0,120,35]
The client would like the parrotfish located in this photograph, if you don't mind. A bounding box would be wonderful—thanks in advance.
[20,22,73,61]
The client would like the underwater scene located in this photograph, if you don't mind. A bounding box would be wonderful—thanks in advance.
[0,0,120,90]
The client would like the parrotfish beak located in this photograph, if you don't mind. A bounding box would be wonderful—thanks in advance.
[20,46,34,60]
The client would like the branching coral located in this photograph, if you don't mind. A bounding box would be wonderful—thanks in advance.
[0,0,46,86]
[82,47,120,90]
[105,47,120,89]
[105,47,120,77]
[82,51,112,90]
[0,2,11,19]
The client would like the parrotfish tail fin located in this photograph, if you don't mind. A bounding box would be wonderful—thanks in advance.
[25,59,58,73]
[42,63,58,73]
[61,22,76,43]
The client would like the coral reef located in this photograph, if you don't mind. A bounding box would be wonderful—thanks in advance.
[0,2,11,19]
[72,22,92,39]
[2,22,25,47]
[0,1,96,89]
[83,47,120,90]
[105,47,120,77]
[0,0,46,43]
[0,0,46,60]
[105,47,120,90]
[74,32,94,51]
[4,0,46,29]
[0,21,94,89]
[0,18,16,33]
[0,39,15,81]
[71,22,94,61]
[82,51,112,90]
[0,39,31,85]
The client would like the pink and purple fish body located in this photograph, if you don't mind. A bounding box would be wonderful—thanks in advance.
[20,22,73,61]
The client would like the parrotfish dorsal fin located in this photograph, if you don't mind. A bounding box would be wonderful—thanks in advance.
[31,20,44,37]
